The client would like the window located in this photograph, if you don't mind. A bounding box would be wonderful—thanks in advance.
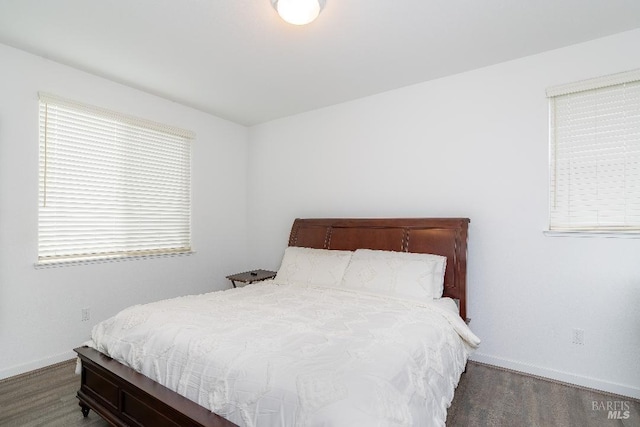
[38,93,194,265]
[547,69,640,233]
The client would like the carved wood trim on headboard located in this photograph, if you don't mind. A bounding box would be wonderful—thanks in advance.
[288,218,470,321]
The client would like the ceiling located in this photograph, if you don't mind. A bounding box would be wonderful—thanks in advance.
[1,1,639,126]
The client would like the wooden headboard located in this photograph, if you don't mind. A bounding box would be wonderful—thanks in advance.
[288,218,470,321]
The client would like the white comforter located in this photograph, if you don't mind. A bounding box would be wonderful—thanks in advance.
[87,281,480,427]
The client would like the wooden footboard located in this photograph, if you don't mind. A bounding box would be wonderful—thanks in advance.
[75,346,237,427]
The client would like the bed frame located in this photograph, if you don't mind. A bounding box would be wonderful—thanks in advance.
[75,217,470,426]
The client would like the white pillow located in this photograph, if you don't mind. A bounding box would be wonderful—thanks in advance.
[340,249,447,303]
[275,246,353,288]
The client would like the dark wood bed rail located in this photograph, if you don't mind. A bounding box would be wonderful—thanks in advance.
[75,346,237,427]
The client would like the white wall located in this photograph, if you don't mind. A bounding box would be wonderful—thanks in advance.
[247,29,640,398]
[3,28,639,398]
[0,44,250,378]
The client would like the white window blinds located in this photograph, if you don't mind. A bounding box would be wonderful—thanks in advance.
[547,69,640,232]
[38,93,194,264]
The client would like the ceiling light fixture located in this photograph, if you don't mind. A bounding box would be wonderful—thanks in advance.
[271,0,326,26]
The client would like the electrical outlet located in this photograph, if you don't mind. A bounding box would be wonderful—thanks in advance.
[81,308,90,322]
[571,328,584,345]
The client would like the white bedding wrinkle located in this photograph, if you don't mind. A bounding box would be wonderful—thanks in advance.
[88,282,479,427]
[341,249,447,302]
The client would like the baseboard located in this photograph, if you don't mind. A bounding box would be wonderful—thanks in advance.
[471,352,640,400]
[0,350,76,381]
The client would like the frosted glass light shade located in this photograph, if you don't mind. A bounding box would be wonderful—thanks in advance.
[271,0,326,25]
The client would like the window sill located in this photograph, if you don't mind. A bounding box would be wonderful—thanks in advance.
[34,251,195,269]
[543,230,640,239]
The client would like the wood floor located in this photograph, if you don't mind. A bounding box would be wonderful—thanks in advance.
[0,359,108,427]
[448,362,639,427]
[0,359,638,426]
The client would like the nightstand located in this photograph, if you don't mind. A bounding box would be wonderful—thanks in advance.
[226,269,277,288]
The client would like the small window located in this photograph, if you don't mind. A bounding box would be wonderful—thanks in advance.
[547,69,640,233]
[38,93,194,265]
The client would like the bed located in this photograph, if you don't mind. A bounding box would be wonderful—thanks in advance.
[75,217,478,426]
